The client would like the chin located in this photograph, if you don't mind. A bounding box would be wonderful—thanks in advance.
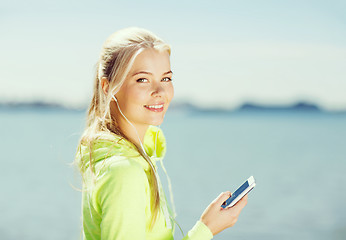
[147,116,165,126]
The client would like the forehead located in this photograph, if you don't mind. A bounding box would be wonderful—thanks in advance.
[129,48,171,74]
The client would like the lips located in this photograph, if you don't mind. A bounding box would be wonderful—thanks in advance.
[144,104,164,112]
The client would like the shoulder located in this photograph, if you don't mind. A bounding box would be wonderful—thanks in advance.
[94,157,150,206]
[98,157,148,185]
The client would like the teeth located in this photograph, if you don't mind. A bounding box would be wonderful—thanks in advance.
[146,104,163,109]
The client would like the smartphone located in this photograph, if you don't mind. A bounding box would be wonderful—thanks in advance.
[221,176,256,209]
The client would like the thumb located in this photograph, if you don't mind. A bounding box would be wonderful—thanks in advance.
[213,191,232,206]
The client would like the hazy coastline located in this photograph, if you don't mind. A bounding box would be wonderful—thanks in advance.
[1,100,345,114]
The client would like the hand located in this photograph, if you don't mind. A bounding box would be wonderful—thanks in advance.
[200,191,248,236]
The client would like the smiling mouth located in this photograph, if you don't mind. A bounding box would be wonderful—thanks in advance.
[144,104,164,112]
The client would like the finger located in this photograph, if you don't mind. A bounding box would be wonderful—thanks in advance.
[213,191,232,206]
[233,194,248,210]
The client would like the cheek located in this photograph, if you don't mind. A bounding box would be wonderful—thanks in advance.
[167,84,174,102]
[126,85,149,104]
[115,89,140,113]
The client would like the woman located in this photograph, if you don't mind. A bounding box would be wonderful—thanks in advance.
[75,27,248,239]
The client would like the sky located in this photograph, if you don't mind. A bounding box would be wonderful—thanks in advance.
[1,0,346,110]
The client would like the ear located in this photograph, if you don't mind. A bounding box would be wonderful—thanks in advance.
[100,77,110,95]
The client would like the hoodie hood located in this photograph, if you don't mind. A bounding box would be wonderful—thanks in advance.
[76,125,176,231]
[76,126,166,174]
[143,125,166,161]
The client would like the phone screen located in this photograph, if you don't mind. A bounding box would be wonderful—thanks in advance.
[221,180,249,208]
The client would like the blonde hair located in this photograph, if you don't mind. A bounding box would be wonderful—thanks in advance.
[76,27,171,227]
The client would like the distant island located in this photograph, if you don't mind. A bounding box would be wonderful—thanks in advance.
[169,101,323,113]
[238,102,321,112]
[0,101,84,112]
[0,100,344,113]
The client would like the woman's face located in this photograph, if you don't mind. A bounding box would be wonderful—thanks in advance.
[113,48,174,129]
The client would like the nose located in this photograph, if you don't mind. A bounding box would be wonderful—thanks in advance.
[151,82,164,97]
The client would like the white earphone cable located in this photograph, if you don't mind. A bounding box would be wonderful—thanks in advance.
[109,94,185,235]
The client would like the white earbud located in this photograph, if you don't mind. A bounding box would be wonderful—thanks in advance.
[112,95,118,102]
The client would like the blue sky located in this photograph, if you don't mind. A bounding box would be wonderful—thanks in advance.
[1,0,345,110]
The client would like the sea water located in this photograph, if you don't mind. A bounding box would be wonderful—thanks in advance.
[0,109,345,240]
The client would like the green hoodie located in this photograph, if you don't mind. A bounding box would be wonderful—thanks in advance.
[76,126,213,240]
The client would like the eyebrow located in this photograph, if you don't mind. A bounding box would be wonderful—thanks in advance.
[131,70,173,77]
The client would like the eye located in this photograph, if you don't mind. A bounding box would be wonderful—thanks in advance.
[136,78,148,83]
[162,77,172,82]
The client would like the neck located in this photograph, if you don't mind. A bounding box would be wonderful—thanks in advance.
[117,118,148,149]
